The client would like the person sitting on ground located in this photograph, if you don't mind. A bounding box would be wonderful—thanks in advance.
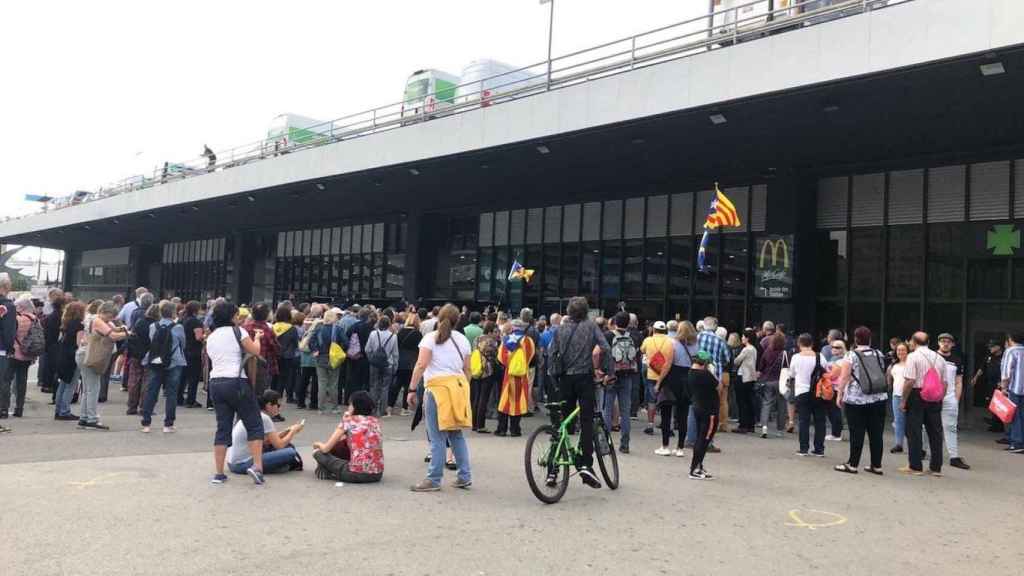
[227,389,305,476]
[312,390,384,484]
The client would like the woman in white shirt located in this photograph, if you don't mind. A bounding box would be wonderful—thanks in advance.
[731,329,759,434]
[789,333,828,457]
[406,304,472,492]
[206,301,265,485]
[887,341,910,454]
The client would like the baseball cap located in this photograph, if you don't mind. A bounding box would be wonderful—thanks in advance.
[652,321,667,331]
[693,350,712,365]
[937,333,955,342]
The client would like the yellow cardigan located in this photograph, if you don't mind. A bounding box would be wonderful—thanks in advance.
[425,374,473,431]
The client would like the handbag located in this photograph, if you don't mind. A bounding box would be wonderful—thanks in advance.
[989,389,1018,425]
[83,330,115,372]
[778,352,792,395]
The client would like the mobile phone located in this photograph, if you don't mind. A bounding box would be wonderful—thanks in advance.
[299,419,307,427]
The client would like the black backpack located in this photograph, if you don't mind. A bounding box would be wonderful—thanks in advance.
[148,322,176,369]
[368,332,393,370]
[127,317,154,359]
[852,349,887,395]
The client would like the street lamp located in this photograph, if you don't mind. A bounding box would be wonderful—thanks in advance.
[540,0,554,89]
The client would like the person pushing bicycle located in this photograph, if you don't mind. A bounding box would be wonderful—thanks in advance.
[548,297,610,489]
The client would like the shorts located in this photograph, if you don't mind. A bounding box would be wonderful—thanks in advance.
[210,377,264,446]
[644,378,657,405]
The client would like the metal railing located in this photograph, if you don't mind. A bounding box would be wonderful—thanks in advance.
[31,0,906,216]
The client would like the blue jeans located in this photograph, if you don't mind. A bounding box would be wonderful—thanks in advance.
[1009,392,1024,448]
[228,445,299,475]
[892,395,906,448]
[142,366,182,427]
[56,367,79,417]
[687,406,697,445]
[424,389,471,486]
[602,373,633,449]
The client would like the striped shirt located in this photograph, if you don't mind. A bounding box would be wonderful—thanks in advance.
[697,330,731,381]
[1002,344,1024,396]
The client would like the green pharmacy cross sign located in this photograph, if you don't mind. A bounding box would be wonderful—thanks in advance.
[987,224,1021,256]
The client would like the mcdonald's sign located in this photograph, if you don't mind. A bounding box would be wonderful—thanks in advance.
[755,235,793,298]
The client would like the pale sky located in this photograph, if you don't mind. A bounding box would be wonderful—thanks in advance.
[1,0,711,221]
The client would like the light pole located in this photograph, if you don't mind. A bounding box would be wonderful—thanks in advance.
[540,0,555,89]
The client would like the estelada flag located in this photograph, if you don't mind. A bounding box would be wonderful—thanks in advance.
[703,183,741,230]
[508,260,535,283]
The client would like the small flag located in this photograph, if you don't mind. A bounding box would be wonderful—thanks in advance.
[508,260,535,283]
[697,183,742,271]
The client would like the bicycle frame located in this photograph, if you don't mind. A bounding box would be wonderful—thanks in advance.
[550,405,581,467]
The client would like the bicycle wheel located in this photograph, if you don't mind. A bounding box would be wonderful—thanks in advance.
[524,424,570,504]
[594,419,620,490]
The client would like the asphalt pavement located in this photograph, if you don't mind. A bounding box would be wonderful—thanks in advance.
[1,384,1021,576]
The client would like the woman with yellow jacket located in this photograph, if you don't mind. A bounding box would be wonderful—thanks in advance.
[495,319,535,437]
[406,304,473,492]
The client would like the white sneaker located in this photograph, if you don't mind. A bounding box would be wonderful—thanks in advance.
[673,448,686,457]
[141,426,151,434]
[162,426,176,434]
[400,409,411,416]
[825,435,842,442]
[654,447,672,456]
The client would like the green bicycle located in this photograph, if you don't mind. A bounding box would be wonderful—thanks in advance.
[524,401,619,504]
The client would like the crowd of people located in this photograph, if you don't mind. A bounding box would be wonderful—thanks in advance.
[1,276,1020,489]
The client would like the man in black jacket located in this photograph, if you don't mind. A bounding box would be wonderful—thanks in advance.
[0,274,18,425]
[41,289,64,397]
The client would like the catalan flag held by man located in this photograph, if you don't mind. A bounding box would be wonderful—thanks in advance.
[508,259,535,283]
[697,183,742,271]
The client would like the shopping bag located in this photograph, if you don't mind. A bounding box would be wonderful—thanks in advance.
[989,389,1017,425]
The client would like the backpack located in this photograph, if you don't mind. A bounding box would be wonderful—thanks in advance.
[19,314,45,358]
[508,346,528,377]
[611,332,638,373]
[127,317,154,359]
[851,349,887,395]
[329,341,347,369]
[647,337,668,375]
[368,332,393,370]
[921,364,945,402]
[148,322,176,369]
[813,354,834,401]
[470,349,485,379]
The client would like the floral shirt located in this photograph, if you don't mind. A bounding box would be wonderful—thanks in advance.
[843,348,889,405]
[342,414,383,475]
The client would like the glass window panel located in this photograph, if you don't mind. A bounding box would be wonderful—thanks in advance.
[624,197,644,239]
[374,223,385,253]
[968,260,1008,299]
[816,177,848,229]
[851,173,884,227]
[928,165,966,223]
[544,206,561,245]
[385,253,404,299]
[285,231,295,258]
[926,303,962,339]
[751,185,768,232]
[301,229,311,256]
[582,202,601,242]
[669,237,692,299]
[479,213,494,247]
[646,195,668,238]
[602,240,621,301]
[543,244,560,301]
[311,229,322,256]
[623,239,643,298]
[696,190,714,230]
[848,302,881,338]
[970,160,1011,221]
[695,234,716,297]
[163,244,169,262]
[523,245,542,309]
[889,169,924,225]
[527,208,543,245]
[477,248,493,301]
[646,238,667,298]
[351,225,362,255]
[581,242,600,300]
[721,235,747,299]
[277,232,285,257]
[341,226,351,254]
[494,211,509,247]
[887,226,923,299]
[563,204,581,243]
[884,303,919,344]
[850,229,883,300]
[373,253,386,298]
[331,227,341,255]
[670,193,693,236]
[323,228,333,255]
[494,247,509,301]
[510,209,526,246]
[561,243,579,297]
[927,224,963,299]
[362,224,373,253]
[603,200,622,240]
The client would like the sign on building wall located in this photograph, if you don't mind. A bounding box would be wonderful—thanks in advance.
[755,234,794,299]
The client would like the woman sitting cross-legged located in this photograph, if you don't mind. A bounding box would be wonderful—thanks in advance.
[312,391,384,484]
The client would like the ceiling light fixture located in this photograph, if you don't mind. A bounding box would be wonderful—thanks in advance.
[315,183,326,191]
[709,113,727,125]
[631,138,646,145]
[246,195,256,202]
[146,213,155,219]
[409,168,420,176]
[823,104,840,113]
[191,205,200,212]
[536,145,550,155]
[373,179,383,187]
[112,218,120,224]
[980,62,1005,76]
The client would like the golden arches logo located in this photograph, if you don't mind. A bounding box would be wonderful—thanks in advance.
[759,238,790,269]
